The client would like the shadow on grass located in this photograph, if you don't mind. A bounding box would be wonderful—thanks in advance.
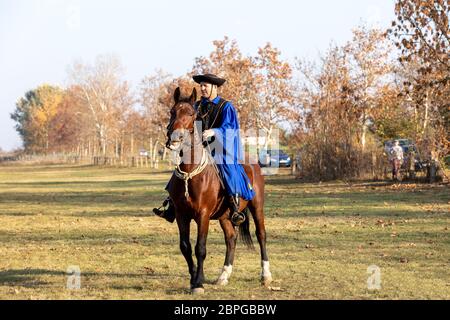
[265,176,446,190]
[0,191,164,208]
[1,185,447,214]
[266,188,450,206]
[0,268,175,287]
[0,209,155,217]
[0,179,168,188]
[0,228,182,246]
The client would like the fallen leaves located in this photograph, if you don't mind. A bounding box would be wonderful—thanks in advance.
[389,183,418,190]
[375,220,396,228]
[143,267,155,274]
[268,286,283,292]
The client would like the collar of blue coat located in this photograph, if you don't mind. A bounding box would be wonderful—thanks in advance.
[200,96,222,105]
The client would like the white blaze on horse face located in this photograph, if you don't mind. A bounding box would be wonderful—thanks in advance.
[217,265,233,286]
[169,129,186,151]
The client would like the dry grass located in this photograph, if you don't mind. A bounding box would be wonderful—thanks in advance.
[0,164,449,300]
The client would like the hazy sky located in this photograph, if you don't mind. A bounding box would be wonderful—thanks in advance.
[0,0,396,151]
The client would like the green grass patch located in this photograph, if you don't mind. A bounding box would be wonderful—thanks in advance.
[0,164,449,299]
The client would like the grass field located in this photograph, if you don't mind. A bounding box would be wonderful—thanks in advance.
[0,163,449,300]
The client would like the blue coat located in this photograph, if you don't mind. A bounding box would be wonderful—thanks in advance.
[200,96,255,201]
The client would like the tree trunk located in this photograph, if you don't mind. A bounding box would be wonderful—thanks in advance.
[149,137,153,160]
[421,89,430,135]
[130,133,134,156]
[361,114,367,152]
[115,137,119,158]
[263,126,273,151]
[152,140,159,163]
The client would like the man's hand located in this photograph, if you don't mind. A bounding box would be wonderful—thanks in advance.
[202,129,215,140]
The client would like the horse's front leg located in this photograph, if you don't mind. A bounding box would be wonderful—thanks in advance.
[191,213,210,294]
[176,216,196,289]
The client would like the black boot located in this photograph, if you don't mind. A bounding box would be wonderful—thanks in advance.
[229,195,245,226]
[152,197,176,223]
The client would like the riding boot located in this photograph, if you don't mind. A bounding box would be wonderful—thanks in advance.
[229,195,245,226]
[152,197,176,223]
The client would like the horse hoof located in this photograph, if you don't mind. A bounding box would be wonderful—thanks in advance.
[191,287,205,295]
[261,276,273,287]
[216,278,229,286]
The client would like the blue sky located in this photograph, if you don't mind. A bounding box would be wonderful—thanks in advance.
[0,0,396,151]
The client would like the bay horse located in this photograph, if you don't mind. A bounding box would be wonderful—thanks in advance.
[165,87,272,294]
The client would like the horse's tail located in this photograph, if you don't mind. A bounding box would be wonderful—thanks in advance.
[239,208,254,250]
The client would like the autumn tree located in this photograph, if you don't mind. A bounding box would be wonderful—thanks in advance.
[295,45,361,179]
[192,37,297,155]
[254,43,297,150]
[68,55,134,156]
[48,85,93,155]
[389,0,449,160]
[11,84,64,153]
[140,70,193,161]
[192,37,259,131]
[346,26,394,150]
[293,26,396,180]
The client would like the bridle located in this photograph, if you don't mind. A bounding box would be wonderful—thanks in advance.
[166,103,197,147]
[166,102,209,199]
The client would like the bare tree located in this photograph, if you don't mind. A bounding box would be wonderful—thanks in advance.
[68,55,134,156]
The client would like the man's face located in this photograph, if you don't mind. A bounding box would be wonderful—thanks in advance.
[200,82,216,98]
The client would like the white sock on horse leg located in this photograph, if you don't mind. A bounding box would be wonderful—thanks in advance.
[261,260,272,279]
[218,265,233,280]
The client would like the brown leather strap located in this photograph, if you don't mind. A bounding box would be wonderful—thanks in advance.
[209,98,228,128]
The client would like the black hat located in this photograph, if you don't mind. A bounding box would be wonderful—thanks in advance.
[192,73,226,87]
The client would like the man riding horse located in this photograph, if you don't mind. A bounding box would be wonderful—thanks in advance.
[153,73,255,226]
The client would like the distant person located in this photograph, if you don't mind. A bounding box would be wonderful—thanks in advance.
[389,140,404,181]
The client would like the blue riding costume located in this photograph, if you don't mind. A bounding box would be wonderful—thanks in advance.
[195,95,255,202]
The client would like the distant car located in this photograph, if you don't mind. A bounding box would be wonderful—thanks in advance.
[259,149,291,167]
[139,149,149,157]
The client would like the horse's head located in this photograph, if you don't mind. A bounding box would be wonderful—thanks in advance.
[166,87,197,151]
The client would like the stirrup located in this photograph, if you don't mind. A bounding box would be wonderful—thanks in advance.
[229,195,245,226]
[231,211,246,226]
[152,198,175,223]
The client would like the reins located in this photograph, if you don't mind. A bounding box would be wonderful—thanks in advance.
[174,147,209,199]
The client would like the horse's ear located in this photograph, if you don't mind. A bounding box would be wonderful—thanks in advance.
[174,87,181,104]
[189,88,197,105]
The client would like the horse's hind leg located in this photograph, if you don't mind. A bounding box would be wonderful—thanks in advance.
[248,201,273,286]
[216,217,237,286]
[176,216,196,290]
